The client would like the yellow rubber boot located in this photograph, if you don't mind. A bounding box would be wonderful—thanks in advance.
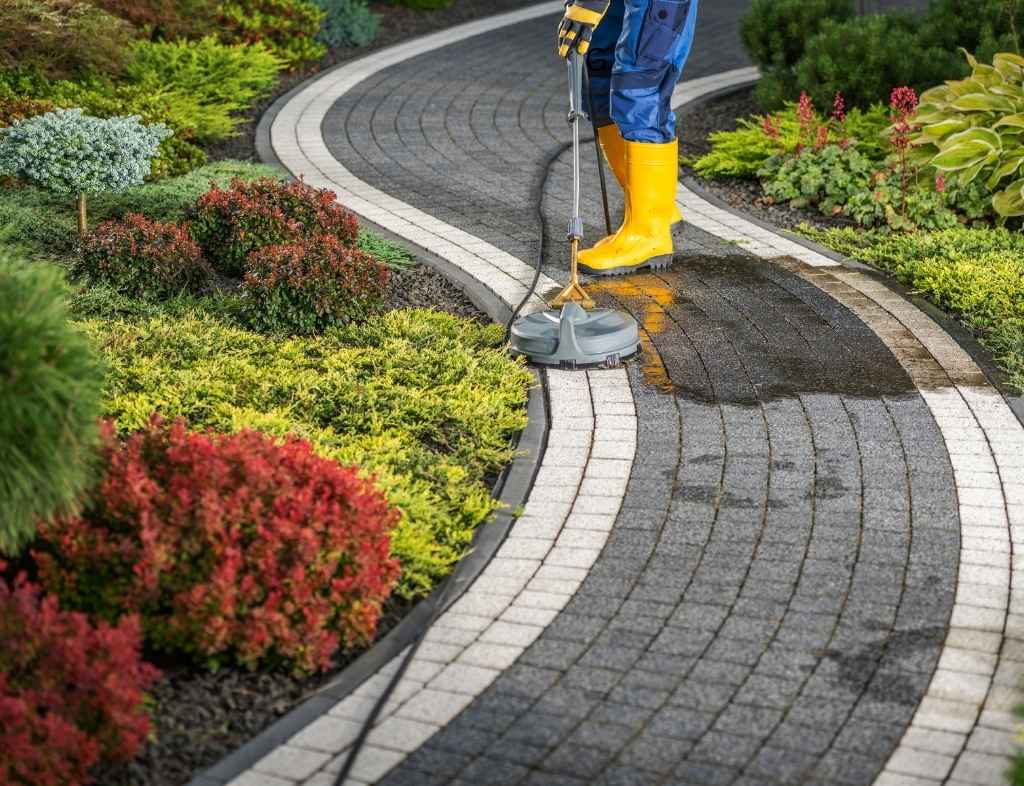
[579,137,678,276]
[593,125,681,253]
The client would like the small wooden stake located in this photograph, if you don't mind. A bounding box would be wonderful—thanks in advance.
[77,192,88,238]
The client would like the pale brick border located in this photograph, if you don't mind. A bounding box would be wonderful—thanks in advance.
[775,263,1024,786]
[270,1,564,316]
[231,369,636,786]
[223,7,640,786]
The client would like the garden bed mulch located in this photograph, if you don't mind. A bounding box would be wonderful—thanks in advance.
[96,6,529,784]
[678,85,857,234]
[101,595,415,786]
[387,263,486,321]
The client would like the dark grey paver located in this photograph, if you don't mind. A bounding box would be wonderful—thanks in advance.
[321,4,957,785]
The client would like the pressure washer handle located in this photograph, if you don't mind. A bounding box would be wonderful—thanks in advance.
[566,50,584,241]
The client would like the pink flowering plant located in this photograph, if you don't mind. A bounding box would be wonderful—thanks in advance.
[754,88,960,230]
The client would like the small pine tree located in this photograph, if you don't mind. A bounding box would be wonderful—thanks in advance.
[0,252,105,556]
[0,108,171,237]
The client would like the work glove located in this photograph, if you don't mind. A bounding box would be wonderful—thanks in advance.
[557,0,610,58]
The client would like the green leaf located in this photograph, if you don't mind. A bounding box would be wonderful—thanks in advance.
[991,179,1024,216]
[942,127,1003,151]
[957,156,992,185]
[923,118,970,138]
[919,86,953,106]
[993,52,1024,70]
[995,114,1024,130]
[950,93,1016,113]
[986,155,1024,189]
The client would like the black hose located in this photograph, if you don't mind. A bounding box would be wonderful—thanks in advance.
[329,138,567,776]
[583,65,614,236]
[336,61,614,786]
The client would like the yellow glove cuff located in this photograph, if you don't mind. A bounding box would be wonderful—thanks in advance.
[564,5,604,25]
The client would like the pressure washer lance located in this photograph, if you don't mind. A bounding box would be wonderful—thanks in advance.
[507,50,640,369]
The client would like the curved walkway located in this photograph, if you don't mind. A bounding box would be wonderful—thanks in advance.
[235,4,1024,786]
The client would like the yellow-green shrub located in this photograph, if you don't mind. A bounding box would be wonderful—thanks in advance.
[81,309,533,597]
[803,225,1024,389]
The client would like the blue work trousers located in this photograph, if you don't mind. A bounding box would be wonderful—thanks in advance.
[585,0,699,142]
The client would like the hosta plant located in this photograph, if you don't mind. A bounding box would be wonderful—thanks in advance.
[911,51,1024,218]
[0,109,170,236]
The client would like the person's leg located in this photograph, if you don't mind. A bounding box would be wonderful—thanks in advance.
[611,0,698,143]
[579,0,698,274]
[582,1,631,251]
[584,0,624,132]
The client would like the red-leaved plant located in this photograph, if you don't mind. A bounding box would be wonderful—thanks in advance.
[889,85,920,221]
[188,177,359,277]
[33,418,401,674]
[77,213,211,300]
[0,568,158,786]
[244,233,390,335]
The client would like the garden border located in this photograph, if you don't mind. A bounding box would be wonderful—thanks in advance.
[257,72,519,326]
[187,374,549,786]
[675,80,1024,428]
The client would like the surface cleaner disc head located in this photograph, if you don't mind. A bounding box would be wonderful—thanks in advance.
[509,302,640,368]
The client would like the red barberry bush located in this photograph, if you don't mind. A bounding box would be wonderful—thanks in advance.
[244,233,390,335]
[34,417,401,674]
[189,177,359,277]
[0,570,158,786]
[77,213,211,300]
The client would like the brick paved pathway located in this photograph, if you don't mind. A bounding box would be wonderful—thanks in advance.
[223,4,1024,786]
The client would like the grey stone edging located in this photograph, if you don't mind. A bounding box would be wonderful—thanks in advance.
[188,117,551,780]
[187,16,557,786]
[188,374,548,786]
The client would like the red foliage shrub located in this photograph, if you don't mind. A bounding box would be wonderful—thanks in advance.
[78,213,211,299]
[0,96,55,127]
[244,233,390,334]
[34,418,401,674]
[189,177,359,277]
[0,569,158,786]
[89,0,219,38]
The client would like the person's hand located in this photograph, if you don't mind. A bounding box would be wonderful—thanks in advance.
[557,0,610,58]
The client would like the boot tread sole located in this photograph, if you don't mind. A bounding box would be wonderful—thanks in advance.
[579,254,674,277]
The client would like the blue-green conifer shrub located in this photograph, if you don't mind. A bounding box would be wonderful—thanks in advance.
[0,109,171,236]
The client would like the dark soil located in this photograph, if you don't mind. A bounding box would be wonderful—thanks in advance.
[206,0,533,164]
[99,596,415,786]
[678,85,856,233]
[387,263,485,321]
